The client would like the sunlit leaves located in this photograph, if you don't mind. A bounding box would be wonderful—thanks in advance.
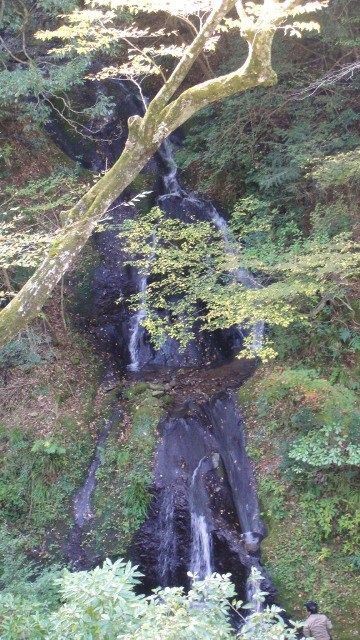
[284,21,321,37]
[0,220,55,270]
[0,169,87,272]
[120,204,360,358]
[0,561,302,639]
[94,0,215,17]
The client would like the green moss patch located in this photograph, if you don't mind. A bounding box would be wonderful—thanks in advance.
[90,382,165,557]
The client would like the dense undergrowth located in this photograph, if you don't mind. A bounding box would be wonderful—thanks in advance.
[89,382,167,557]
[0,316,99,558]
[237,286,360,638]
[239,364,360,639]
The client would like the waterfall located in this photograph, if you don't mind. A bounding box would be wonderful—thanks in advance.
[74,409,122,529]
[189,458,213,580]
[127,129,264,371]
[245,567,264,613]
[190,513,213,579]
[127,136,183,371]
[73,415,116,527]
[68,409,122,568]
[47,81,274,598]
[127,230,157,372]
[128,274,147,372]
[157,138,183,197]
[157,488,178,585]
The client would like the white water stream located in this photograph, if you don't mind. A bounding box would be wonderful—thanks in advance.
[128,274,147,372]
[157,488,177,584]
[190,513,213,579]
[245,569,264,613]
[73,410,121,530]
[189,459,213,580]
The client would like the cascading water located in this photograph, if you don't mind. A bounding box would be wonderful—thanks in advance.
[246,568,264,613]
[133,392,275,604]
[190,514,212,579]
[127,231,157,372]
[67,409,122,568]
[157,487,177,584]
[126,136,186,371]
[189,458,213,580]
[128,274,147,372]
[73,414,119,527]
[49,80,274,604]
[157,138,184,197]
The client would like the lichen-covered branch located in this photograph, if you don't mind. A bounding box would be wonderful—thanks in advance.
[160,31,277,131]
[147,0,236,115]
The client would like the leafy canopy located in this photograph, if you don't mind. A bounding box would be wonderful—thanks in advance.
[36,0,329,84]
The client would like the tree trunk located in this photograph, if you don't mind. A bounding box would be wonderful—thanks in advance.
[0,133,156,345]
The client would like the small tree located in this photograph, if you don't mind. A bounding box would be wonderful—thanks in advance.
[0,0,329,347]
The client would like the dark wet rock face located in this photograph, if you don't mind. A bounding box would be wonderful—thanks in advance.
[66,409,123,570]
[85,201,242,371]
[89,203,142,367]
[131,392,275,600]
[50,80,272,605]
[46,80,143,172]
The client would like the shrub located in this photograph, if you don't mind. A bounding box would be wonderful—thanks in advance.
[0,561,301,640]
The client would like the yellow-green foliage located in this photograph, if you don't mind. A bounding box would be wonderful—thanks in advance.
[0,168,88,274]
[120,207,360,359]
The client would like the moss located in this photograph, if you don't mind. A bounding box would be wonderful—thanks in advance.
[239,365,360,639]
[47,236,64,258]
[123,381,149,399]
[90,383,165,557]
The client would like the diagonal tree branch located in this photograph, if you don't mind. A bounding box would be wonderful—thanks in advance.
[147,0,236,114]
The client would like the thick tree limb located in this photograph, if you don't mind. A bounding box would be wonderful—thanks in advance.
[147,0,236,114]
[161,29,277,130]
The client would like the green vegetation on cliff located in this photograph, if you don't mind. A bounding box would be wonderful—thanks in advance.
[0,0,359,638]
